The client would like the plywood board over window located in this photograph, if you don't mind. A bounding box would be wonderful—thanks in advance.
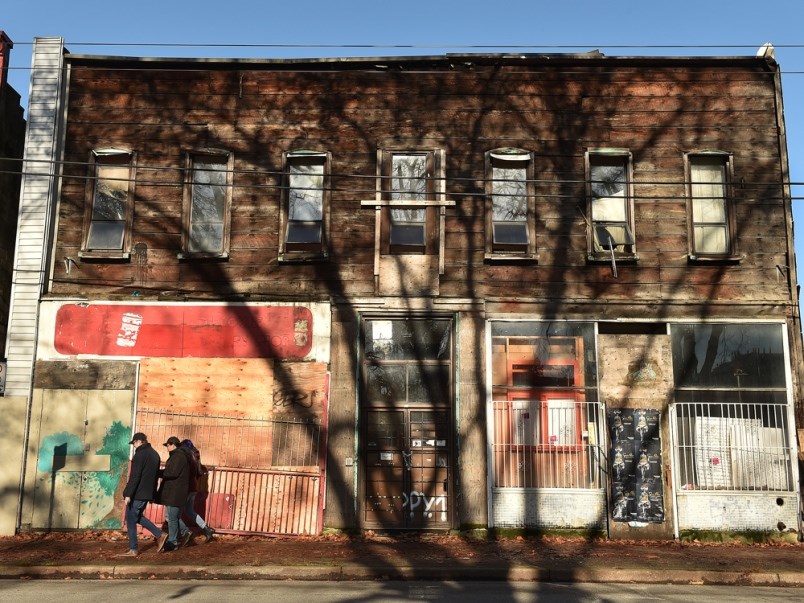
[137,357,327,420]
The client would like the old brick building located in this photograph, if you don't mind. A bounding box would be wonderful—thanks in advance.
[1,37,800,540]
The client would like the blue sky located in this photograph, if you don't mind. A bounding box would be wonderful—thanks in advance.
[3,0,804,287]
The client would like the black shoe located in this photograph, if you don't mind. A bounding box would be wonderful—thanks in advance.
[160,541,176,553]
[202,526,215,543]
[180,531,193,548]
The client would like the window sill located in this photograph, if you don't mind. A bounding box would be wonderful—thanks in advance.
[484,253,538,264]
[278,252,330,263]
[687,254,742,265]
[587,254,639,265]
[78,251,130,262]
[508,444,586,452]
[177,252,230,261]
[384,249,430,256]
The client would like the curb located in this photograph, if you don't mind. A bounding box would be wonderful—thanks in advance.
[0,564,802,586]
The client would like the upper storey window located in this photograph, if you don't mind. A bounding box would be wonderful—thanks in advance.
[381,150,440,254]
[281,151,330,259]
[686,153,735,259]
[486,149,535,259]
[586,150,635,259]
[82,149,135,258]
[182,150,233,258]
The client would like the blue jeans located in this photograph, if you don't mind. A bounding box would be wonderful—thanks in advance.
[184,492,207,529]
[125,499,162,551]
[166,505,188,546]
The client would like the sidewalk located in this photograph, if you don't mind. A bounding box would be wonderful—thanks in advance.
[0,531,802,586]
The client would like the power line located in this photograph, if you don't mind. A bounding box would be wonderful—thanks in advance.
[10,42,804,49]
[1,170,802,203]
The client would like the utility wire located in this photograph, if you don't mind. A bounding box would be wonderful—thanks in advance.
[1,170,802,202]
[1,157,803,189]
[9,42,804,49]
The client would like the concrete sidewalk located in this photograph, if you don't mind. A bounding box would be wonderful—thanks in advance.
[0,532,802,586]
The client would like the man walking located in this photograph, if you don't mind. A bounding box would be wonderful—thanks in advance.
[119,432,164,557]
[179,439,215,543]
[157,436,192,552]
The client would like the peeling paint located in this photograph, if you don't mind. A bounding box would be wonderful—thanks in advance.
[36,432,83,472]
[34,422,131,529]
[95,420,130,496]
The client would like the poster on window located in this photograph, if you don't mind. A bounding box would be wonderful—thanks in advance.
[608,408,664,523]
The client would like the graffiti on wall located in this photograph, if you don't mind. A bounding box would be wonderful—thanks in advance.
[402,491,448,522]
[34,421,130,529]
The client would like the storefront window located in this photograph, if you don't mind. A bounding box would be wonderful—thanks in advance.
[489,321,603,489]
[670,323,793,491]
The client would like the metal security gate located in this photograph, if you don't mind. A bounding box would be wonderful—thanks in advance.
[136,409,325,535]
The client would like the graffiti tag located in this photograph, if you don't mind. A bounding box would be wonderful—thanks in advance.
[402,491,447,522]
[272,389,318,409]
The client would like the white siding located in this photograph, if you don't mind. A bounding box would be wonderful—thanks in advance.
[4,38,64,397]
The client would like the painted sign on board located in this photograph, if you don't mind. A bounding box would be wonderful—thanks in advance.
[54,304,313,359]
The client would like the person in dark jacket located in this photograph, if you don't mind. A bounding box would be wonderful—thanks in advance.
[119,432,164,557]
[179,439,215,543]
[156,436,192,552]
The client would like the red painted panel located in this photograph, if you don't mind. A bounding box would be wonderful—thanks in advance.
[54,304,313,359]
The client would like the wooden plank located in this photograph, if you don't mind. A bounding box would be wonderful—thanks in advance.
[34,360,138,390]
[138,358,274,417]
[138,358,328,419]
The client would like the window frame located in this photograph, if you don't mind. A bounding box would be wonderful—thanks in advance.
[279,150,331,261]
[669,322,793,492]
[485,149,536,260]
[380,149,440,255]
[180,149,234,259]
[684,151,738,261]
[585,149,636,260]
[80,148,136,260]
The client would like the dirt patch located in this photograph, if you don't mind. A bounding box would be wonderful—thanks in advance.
[1,530,801,575]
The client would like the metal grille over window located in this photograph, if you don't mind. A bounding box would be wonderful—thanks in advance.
[490,321,604,490]
[672,402,793,491]
[670,323,794,492]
